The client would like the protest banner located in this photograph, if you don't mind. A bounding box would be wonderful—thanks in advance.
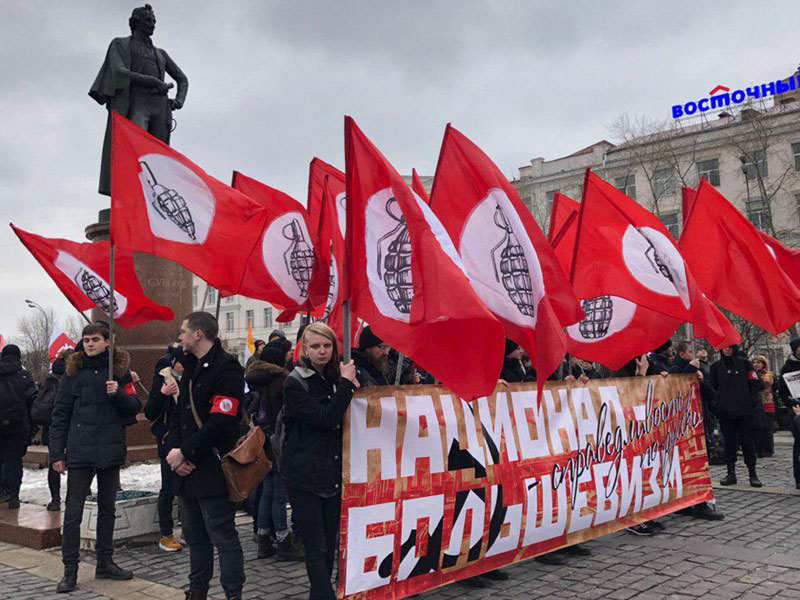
[338,375,713,599]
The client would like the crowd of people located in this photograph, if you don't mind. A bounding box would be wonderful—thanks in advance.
[0,314,799,599]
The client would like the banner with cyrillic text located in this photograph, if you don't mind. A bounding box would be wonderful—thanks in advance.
[338,375,713,599]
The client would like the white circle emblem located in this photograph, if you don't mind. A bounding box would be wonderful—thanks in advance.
[621,226,690,308]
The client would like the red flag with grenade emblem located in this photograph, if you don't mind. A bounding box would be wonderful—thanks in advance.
[345,117,505,400]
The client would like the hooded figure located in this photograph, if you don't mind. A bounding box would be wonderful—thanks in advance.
[779,338,800,488]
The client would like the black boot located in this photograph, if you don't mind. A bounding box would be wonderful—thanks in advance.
[748,466,763,488]
[185,589,208,600]
[7,496,20,509]
[692,502,724,521]
[95,561,134,580]
[719,465,737,486]
[276,533,305,562]
[257,534,275,559]
[56,571,78,593]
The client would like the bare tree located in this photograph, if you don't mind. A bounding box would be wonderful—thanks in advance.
[62,314,87,344]
[14,307,55,383]
[608,114,704,220]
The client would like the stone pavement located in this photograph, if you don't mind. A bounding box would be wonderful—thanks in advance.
[2,432,799,599]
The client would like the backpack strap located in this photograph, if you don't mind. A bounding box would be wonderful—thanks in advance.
[288,369,310,394]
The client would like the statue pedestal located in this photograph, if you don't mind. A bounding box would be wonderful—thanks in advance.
[85,209,193,458]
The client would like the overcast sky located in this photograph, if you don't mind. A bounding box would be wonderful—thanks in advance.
[0,1,797,341]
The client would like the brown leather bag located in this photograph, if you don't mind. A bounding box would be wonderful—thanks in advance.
[189,382,272,503]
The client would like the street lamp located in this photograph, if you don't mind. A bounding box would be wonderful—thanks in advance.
[739,155,752,207]
[25,299,50,344]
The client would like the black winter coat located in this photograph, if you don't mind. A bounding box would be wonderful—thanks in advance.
[144,351,176,459]
[245,359,288,464]
[501,358,527,383]
[778,355,800,403]
[0,355,36,435]
[167,339,244,499]
[669,356,718,419]
[281,363,354,495]
[49,350,140,469]
[647,352,672,375]
[709,354,762,419]
[353,350,391,387]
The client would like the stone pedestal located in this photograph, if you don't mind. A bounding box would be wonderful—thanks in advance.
[85,209,193,453]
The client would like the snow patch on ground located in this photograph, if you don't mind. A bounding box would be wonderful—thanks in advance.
[19,462,163,506]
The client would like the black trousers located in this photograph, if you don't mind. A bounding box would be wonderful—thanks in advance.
[158,458,176,536]
[179,494,244,599]
[720,416,757,469]
[756,413,775,456]
[287,488,341,600]
[792,419,800,484]
[62,466,120,571]
[0,431,26,499]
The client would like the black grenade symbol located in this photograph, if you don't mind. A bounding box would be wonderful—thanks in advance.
[644,243,674,283]
[490,204,536,318]
[578,296,614,339]
[376,197,413,314]
[282,219,315,296]
[75,269,118,315]
[140,160,197,240]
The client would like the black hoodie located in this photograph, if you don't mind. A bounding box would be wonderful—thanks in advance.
[0,355,36,435]
[709,351,761,419]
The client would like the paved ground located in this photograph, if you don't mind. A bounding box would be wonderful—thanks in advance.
[2,432,799,599]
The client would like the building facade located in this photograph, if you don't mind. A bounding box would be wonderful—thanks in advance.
[511,80,800,366]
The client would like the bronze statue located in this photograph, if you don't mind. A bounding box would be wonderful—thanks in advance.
[90,4,188,196]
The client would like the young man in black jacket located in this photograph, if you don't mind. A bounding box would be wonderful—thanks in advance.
[778,337,800,489]
[49,323,141,593]
[144,343,185,553]
[0,344,37,509]
[709,345,763,488]
[164,312,245,600]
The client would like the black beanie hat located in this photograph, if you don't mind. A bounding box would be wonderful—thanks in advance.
[260,345,287,367]
[1,344,21,359]
[791,338,800,354]
[358,326,383,351]
[268,336,292,355]
[505,339,520,357]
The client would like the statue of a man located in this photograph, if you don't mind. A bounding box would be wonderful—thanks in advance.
[90,4,188,196]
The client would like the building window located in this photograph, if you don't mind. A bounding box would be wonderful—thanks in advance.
[225,312,234,332]
[792,143,800,171]
[264,308,273,328]
[696,158,720,186]
[660,212,680,240]
[207,288,217,304]
[192,286,198,306]
[246,310,254,327]
[654,168,677,197]
[743,150,768,181]
[614,174,636,199]
[545,189,559,213]
[746,198,772,231]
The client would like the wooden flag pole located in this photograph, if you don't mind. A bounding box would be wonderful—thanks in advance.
[343,301,352,362]
[214,291,222,322]
[107,243,116,383]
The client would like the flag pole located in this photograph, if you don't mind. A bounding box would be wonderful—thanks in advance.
[78,310,92,325]
[394,353,405,385]
[108,242,116,383]
[343,301,352,362]
[200,285,209,311]
[214,291,222,322]
[688,323,697,357]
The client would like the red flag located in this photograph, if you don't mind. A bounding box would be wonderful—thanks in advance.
[681,186,697,228]
[48,326,75,364]
[571,171,740,348]
[679,179,800,335]
[411,169,429,203]
[548,195,681,370]
[307,158,346,236]
[429,124,582,383]
[232,171,327,311]
[11,224,174,329]
[345,117,505,400]
[761,231,800,283]
[110,113,267,295]
[0,335,6,351]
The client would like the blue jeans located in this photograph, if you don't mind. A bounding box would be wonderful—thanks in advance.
[179,494,244,599]
[258,471,288,539]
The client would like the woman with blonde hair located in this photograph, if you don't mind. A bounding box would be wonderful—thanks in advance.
[281,322,358,600]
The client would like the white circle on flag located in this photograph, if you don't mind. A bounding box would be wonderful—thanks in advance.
[365,188,413,322]
[323,255,339,320]
[335,192,347,238]
[219,399,233,413]
[138,153,215,245]
[566,295,636,343]
[458,189,545,327]
[262,212,315,304]
[765,243,777,260]
[621,225,691,308]
[53,251,128,318]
